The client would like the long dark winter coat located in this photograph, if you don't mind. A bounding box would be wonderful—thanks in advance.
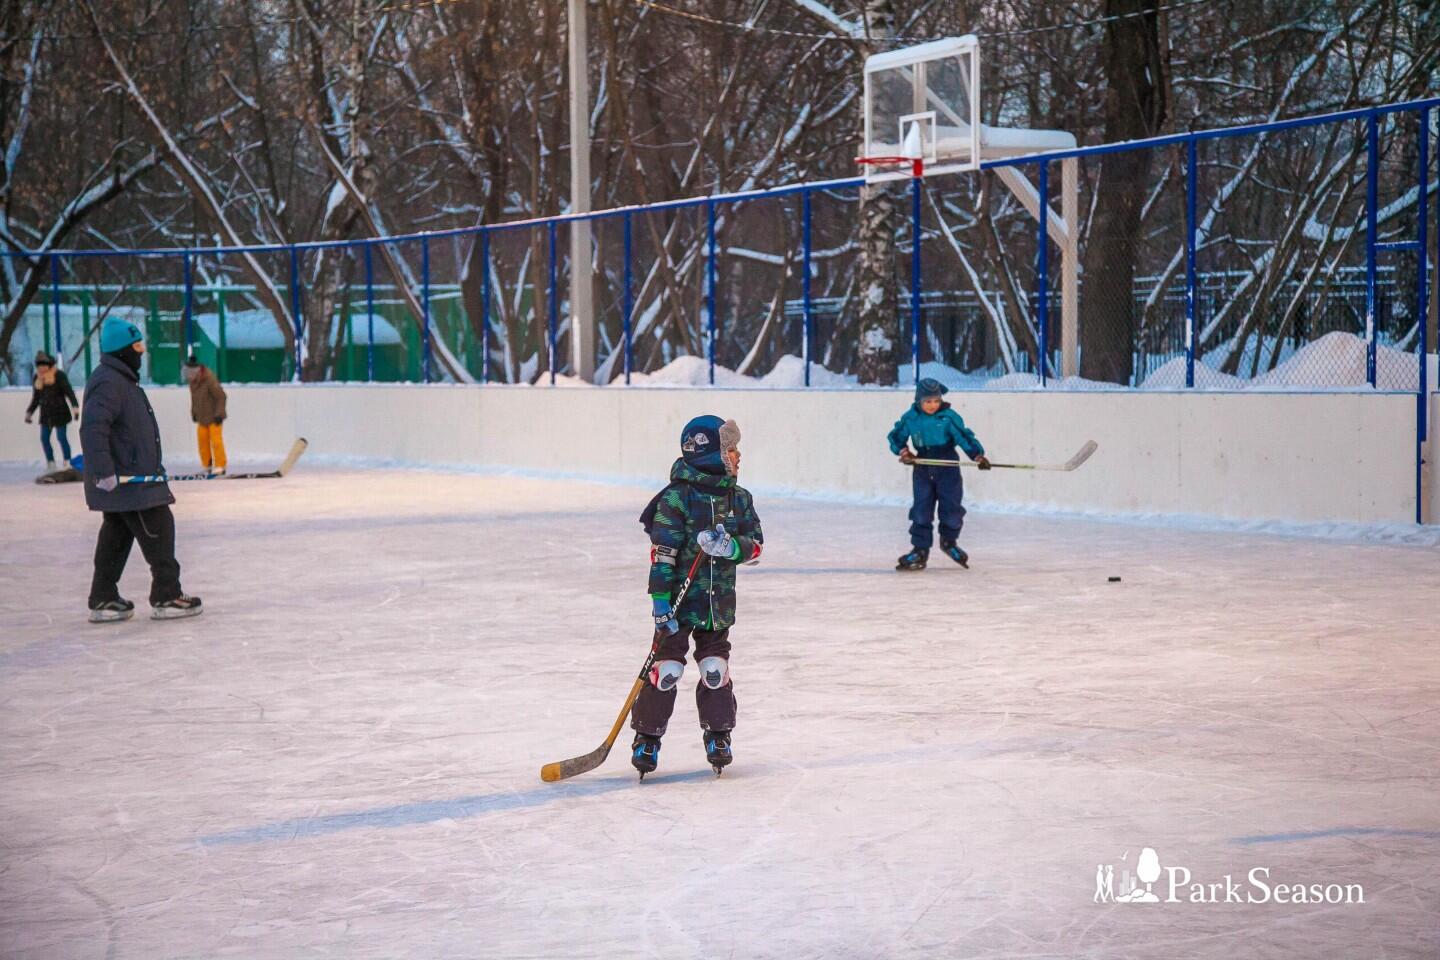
[80,354,174,512]
[646,458,763,631]
[27,368,79,427]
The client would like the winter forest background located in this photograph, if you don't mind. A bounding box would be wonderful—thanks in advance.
[0,0,1436,386]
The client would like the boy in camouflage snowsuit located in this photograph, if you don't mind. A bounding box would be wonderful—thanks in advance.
[631,415,763,775]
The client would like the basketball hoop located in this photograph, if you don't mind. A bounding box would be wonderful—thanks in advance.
[856,155,925,179]
[859,120,927,179]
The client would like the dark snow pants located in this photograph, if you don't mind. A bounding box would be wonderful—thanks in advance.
[631,625,736,737]
[89,506,183,607]
[909,461,966,549]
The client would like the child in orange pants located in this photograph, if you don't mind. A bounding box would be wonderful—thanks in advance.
[183,355,228,475]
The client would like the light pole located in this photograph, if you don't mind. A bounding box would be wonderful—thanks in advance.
[568,0,595,382]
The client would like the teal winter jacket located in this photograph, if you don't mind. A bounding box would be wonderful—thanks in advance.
[887,402,985,460]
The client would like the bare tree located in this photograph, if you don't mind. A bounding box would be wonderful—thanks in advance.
[1078,0,1169,384]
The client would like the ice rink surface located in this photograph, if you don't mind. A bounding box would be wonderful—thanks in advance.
[2,463,1438,959]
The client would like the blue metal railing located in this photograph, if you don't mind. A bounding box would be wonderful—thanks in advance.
[6,97,1437,515]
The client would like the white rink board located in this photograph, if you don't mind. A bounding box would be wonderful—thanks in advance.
[0,384,1428,525]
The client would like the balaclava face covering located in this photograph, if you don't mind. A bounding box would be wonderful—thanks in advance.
[108,346,143,376]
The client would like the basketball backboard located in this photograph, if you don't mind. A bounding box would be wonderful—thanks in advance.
[862,36,980,183]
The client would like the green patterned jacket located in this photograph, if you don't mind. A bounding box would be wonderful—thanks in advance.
[646,458,764,630]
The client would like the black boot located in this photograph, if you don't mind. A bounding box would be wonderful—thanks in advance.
[703,728,733,774]
[631,732,661,778]
[896,547,928,571]
[939,539,969,568]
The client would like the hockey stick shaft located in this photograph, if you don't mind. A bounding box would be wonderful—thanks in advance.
[119,438,308,484]
[540,550,707,783]
[909,440,1097,472]
[121,471,279,483]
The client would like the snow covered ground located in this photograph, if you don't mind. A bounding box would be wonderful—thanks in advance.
[2,465,1438,959]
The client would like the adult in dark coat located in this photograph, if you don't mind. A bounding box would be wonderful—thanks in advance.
[25,351,80,469]
[80,316,202,623]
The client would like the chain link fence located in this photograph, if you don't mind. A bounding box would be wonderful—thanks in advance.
[6,99,1435,395]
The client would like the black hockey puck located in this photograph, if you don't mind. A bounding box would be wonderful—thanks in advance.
[1108,576,1122,583]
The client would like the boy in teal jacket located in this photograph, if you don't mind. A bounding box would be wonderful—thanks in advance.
[887,377,990,571]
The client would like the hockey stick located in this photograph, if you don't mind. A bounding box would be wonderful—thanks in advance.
[540,549,707,783]
[908,439,1097,473]
[120,438,308,484]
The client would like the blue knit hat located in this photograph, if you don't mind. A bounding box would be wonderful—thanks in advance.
[680,414,727,474]
[100,316,143,353]
[915,377,948,401]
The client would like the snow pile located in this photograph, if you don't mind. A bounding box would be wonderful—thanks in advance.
[543,333,1426,393]
[624,355,755,387]
[1250,331,1417,391]
[982,372,1116,391]
[758,355,857,388]
[618,354,861,388]
[1139,357,1245,390]
[1140,332,1421,391]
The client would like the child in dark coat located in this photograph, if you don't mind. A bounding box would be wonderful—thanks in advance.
[887,377,990,571]
[25,351,80,471]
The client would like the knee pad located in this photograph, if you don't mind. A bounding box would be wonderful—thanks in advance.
[648,659,685,692]
[698,656,730,690]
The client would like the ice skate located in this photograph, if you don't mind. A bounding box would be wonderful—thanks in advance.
[631,732,661,779]
[151,595,203,620]
[703,729,733,774]
[88,598,135,623]
[896,547,928,571]
[939,540,969,568]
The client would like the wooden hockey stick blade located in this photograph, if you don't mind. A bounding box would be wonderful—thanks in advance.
[540,676,645,782]
[274,437,308,476]
[909,440,1098,472]
[1060,439,1099,471]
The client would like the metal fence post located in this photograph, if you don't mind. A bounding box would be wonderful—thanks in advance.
[480,231,490,385]
[1366,112,1379,388]
[707,199,717,385]
[288,245,303,379]
[548,220,558,385]
[910,163,923,386]
[1186,138,1199,388]
[217,288,227,381]
[1416,106,1430,523]
[49,254,61,360]
[81,289,92,377]
[182,252,194,356]
[421,236,433,383]
[364,243,375,383]
[802,189,813,387]
[623,210,634,385]
[1036,161,1050,384]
